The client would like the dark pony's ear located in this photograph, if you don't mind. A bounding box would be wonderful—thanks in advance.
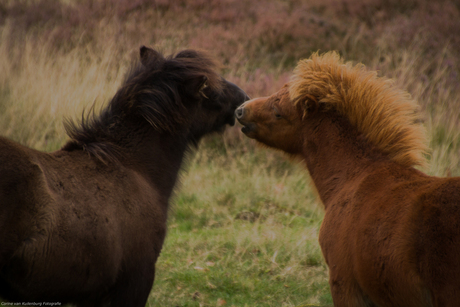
[186,75,208,98]
[295,94,319,120]
[140,46,163,66]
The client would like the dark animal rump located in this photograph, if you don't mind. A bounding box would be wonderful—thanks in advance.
[0,136,165,301]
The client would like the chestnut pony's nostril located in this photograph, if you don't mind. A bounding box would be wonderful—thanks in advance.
[235,107,244,119]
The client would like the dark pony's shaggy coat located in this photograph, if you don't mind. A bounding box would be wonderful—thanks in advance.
[236,52,460,306]
[0,47,248,306]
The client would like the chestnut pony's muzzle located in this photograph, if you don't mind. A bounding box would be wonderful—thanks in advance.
[235,99,257,135]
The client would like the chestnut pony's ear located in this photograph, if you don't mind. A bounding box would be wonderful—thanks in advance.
[140,46,163,66]
[295,94,319,120]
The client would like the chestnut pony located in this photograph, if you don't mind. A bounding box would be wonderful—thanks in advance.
[0,47,248,306]
[236,52,460,306]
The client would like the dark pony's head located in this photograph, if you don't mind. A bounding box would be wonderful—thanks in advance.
[63,47,249,162]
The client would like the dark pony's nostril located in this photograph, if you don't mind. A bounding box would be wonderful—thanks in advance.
[235,107,244,119]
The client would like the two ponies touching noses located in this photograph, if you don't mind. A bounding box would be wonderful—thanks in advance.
[0,47,249,306]
[237,52,460,306]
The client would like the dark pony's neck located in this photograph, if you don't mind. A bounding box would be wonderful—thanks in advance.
[61,49,225,203]
[62,63,187,163]
[62,49,223,164]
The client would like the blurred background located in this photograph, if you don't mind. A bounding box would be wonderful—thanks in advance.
[1,0,459,306]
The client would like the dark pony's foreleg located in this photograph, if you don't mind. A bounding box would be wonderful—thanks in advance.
[107,266,155,307]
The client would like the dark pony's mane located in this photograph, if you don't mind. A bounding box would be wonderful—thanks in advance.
[62,49,223,163]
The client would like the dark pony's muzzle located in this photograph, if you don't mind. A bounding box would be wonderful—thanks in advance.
[227,114,236,126]
[225,80,249,100]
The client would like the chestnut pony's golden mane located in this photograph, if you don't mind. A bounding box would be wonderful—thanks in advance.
[289,51,429,168]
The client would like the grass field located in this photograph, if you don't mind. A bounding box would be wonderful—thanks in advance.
[1,0,460,306]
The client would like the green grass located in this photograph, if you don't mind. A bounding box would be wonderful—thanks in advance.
[147,141,331,306]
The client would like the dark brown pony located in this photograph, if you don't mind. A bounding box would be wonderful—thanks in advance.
[0,47,248,306]
[236,52,460,306]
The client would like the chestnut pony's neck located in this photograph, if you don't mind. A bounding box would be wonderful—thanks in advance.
[301,109,391,208]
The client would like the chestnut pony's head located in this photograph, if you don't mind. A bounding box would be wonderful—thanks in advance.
[235,84,309,154]
[236,51,428,168]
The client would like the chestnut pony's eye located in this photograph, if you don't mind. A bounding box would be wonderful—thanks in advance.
[274,107,282,119]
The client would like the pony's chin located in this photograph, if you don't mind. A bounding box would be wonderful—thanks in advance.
[241,125,256,138]
[227,116,236,126]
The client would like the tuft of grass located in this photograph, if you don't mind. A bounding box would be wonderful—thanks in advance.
[148,144,329,306]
